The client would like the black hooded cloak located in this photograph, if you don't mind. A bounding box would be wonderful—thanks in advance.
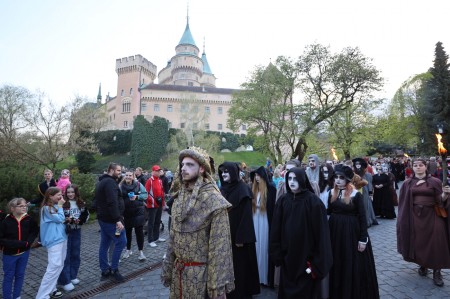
[219,162,260,298]
[270,167,333,299]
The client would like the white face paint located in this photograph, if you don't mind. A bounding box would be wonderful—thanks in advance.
[221,170,231,182]
[376,163,382,170]
[382,166,389,173]
[355,162,361,170]
[309,159,316,169]
[322,167,329,180]
[287,172,300,193]
[334,174,347,189]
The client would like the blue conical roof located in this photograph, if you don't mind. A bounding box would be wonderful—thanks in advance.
[201,52,213,74]
[178,22,197,46]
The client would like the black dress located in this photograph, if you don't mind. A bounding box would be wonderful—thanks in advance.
[328,190,379,299]
[372,173,396,219]
[219,162,260,298]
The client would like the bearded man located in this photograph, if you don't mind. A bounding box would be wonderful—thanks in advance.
[161,147,235,299]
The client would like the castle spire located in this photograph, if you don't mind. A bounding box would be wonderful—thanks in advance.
[201,38,213,74]
[97,83,102,104]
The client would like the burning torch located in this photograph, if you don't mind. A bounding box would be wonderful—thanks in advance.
[331,147,338,163]
[436,124,448,186]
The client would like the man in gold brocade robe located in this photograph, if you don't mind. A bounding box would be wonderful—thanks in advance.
[161,147,235,298]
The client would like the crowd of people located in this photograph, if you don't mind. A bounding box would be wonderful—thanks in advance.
[1,150,450,299]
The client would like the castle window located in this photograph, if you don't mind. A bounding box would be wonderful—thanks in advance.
[114,113,115,120]
[218,107,223,114]
[110,115,112,122]
[205,106,210,114]
[180,123,185,129]
[167,105,173,112]
[218,124,223,130]
[188,82,193,86]
[154,104,160,112]
[121,89,124,96]
[124,121,128,128]
[141,103,147,112]
[205,123,210,130]
[242,124,247,131]
[122,99,131,113]
[130,88,133,95]
[181,104,188,112]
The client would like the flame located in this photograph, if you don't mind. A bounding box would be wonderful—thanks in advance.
[436,134,447,155]
[404,153,410,158]
[331,147,338,161]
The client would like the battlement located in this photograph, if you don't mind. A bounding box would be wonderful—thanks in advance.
[116,54,157,75]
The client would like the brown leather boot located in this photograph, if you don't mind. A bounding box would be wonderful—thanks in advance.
[418,266,428,276]
[433,269,444,287]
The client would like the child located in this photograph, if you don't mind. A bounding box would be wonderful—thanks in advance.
[36,187,67,299]
[56,169,71,194]
[0,198,39,299]
[57,184,90,292]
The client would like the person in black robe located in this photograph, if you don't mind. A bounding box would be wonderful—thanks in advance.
[270,167,333,299]
[328,164,379,299]
[219,162,260,299]
[372,162,396,219]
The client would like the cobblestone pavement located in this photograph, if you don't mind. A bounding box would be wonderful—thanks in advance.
[2,192,450,298]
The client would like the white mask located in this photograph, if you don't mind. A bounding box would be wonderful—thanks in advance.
[309,159,316,169]
[222,170,231,182]
[322,167,329,180]
[355,162,361,169]
[288,172,300,193]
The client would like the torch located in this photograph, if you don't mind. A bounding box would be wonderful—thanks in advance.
[436,131,448,186]
[331,147,338,163]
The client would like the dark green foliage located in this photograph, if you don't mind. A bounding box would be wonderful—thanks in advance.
[130,116,169,168]
[69,172,98,209]
[425,42,450,144]
[94,130,132,155]
[219,132,241,151]
[75,151,96,173]
[0,163,42,207]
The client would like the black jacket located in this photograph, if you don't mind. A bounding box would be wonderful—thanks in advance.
[95,174,124,223]
[0,213,39,255]
[120,181,145,227]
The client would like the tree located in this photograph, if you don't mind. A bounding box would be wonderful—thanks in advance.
[130,116,169,168]
[292,44,383,161]
[425,42,450,145]
[228,57,296,164]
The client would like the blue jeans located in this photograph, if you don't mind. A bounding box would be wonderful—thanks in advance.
[98,220,126,272]
[58,228,81,285]
[2,250,30,299]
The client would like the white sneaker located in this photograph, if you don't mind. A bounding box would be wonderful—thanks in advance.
[138,251,147,261]
[149,242,157,247]
[157,238,166,242]
[62,283,75,292]
[122,250,132,259]
[71,278,80,285]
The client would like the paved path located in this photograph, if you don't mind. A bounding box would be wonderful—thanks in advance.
[2,196,450,298]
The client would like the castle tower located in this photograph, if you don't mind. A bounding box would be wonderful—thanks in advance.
[97,83,102,104]
[200,39,216,88]
[114,55,157,128]
[158,14,215,88]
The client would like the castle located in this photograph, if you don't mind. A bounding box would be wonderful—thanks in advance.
[100,17,246,135]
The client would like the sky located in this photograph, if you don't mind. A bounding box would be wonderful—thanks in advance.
[1,0,449,106]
